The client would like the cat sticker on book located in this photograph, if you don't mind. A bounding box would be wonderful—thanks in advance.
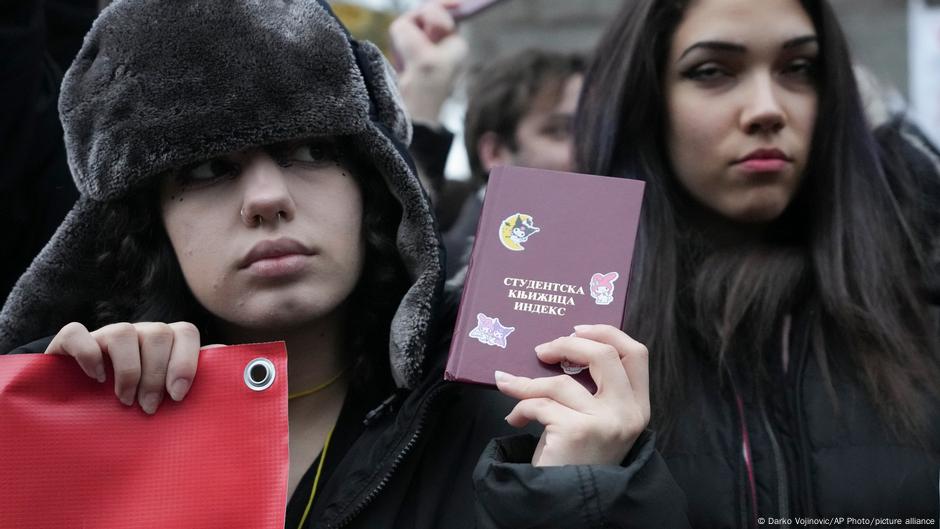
[499,213,540,251]
[590,272,619,305]
[468,313,516,348]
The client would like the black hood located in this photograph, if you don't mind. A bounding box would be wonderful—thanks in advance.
[0,0,444,389]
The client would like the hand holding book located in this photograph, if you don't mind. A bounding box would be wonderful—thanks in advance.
[494,324,649,466]
[445,165,647,465]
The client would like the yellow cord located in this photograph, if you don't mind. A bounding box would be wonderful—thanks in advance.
[288,368,348,400]
[290,367,347,527]
[296,425,334,529]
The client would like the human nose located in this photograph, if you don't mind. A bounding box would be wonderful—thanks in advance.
[740,72,786,135]
[238,154,296,228]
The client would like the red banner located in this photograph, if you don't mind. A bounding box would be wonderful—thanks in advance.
[0,342,288,528]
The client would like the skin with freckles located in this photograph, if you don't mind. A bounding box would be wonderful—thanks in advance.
[159,140,364,334]
[665,0,818,224]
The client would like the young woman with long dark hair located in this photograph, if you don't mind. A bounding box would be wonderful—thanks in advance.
[575,0,939,524]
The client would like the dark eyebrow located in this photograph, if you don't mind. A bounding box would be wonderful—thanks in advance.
[678,41,745,61]
[677,34,819,62]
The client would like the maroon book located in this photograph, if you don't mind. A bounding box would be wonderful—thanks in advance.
[445,166,645,388]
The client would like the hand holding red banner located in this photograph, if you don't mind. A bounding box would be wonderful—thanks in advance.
[0,342,288,529]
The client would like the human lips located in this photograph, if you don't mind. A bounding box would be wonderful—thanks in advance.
[734,148,793,173]
[240,237,315,277]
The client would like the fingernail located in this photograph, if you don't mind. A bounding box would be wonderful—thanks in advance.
[534,344,547,354]
[119,390,135,407]
[95,365,106,383]
[494,370,511,384]
[169,378,191,402]
[574,325,590,332]
[140,392,161,415]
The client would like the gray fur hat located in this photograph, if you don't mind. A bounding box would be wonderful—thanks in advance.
[0,0,443,389]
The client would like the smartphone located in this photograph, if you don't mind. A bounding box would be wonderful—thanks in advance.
[446,0,512,22]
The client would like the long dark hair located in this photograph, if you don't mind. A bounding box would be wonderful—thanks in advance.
[576,0,940,438]
[94,138,411,390]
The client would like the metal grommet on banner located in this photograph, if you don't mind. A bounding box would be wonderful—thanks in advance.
[244,358,276,391]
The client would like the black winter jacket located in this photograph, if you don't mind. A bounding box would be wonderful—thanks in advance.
[475,312,939,529]
[666,315,938,527]
[299,305,690,529]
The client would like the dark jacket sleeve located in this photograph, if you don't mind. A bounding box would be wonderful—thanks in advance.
[472,431,691,528]
[5,335,53,355]
[409,122,454,195]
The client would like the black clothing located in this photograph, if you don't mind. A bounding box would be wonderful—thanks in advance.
[474,312,939,529]
[303,353,686,528]
[475,431,686,529]
[285,379,371,528]
[409,122,476,237]
[289,288,686,528]
[660,314,939,527]
[442,190,482,279]
[408,121,481,274]
[409,122,454,202]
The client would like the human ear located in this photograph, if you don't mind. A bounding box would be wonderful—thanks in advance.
[477,131,516,172]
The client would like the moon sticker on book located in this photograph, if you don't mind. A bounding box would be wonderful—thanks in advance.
[499,213,541,251]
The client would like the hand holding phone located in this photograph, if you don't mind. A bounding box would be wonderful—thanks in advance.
[389,1,469,122]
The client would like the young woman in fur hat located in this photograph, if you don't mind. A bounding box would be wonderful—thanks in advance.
[0,0,679,527]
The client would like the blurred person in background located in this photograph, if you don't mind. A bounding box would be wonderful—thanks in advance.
[853,64,940,278]
[452,49,584,277]
[390,0,467,212]
[391,1,584,278]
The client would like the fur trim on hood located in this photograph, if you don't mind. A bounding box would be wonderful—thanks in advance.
[0,0,443,389]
